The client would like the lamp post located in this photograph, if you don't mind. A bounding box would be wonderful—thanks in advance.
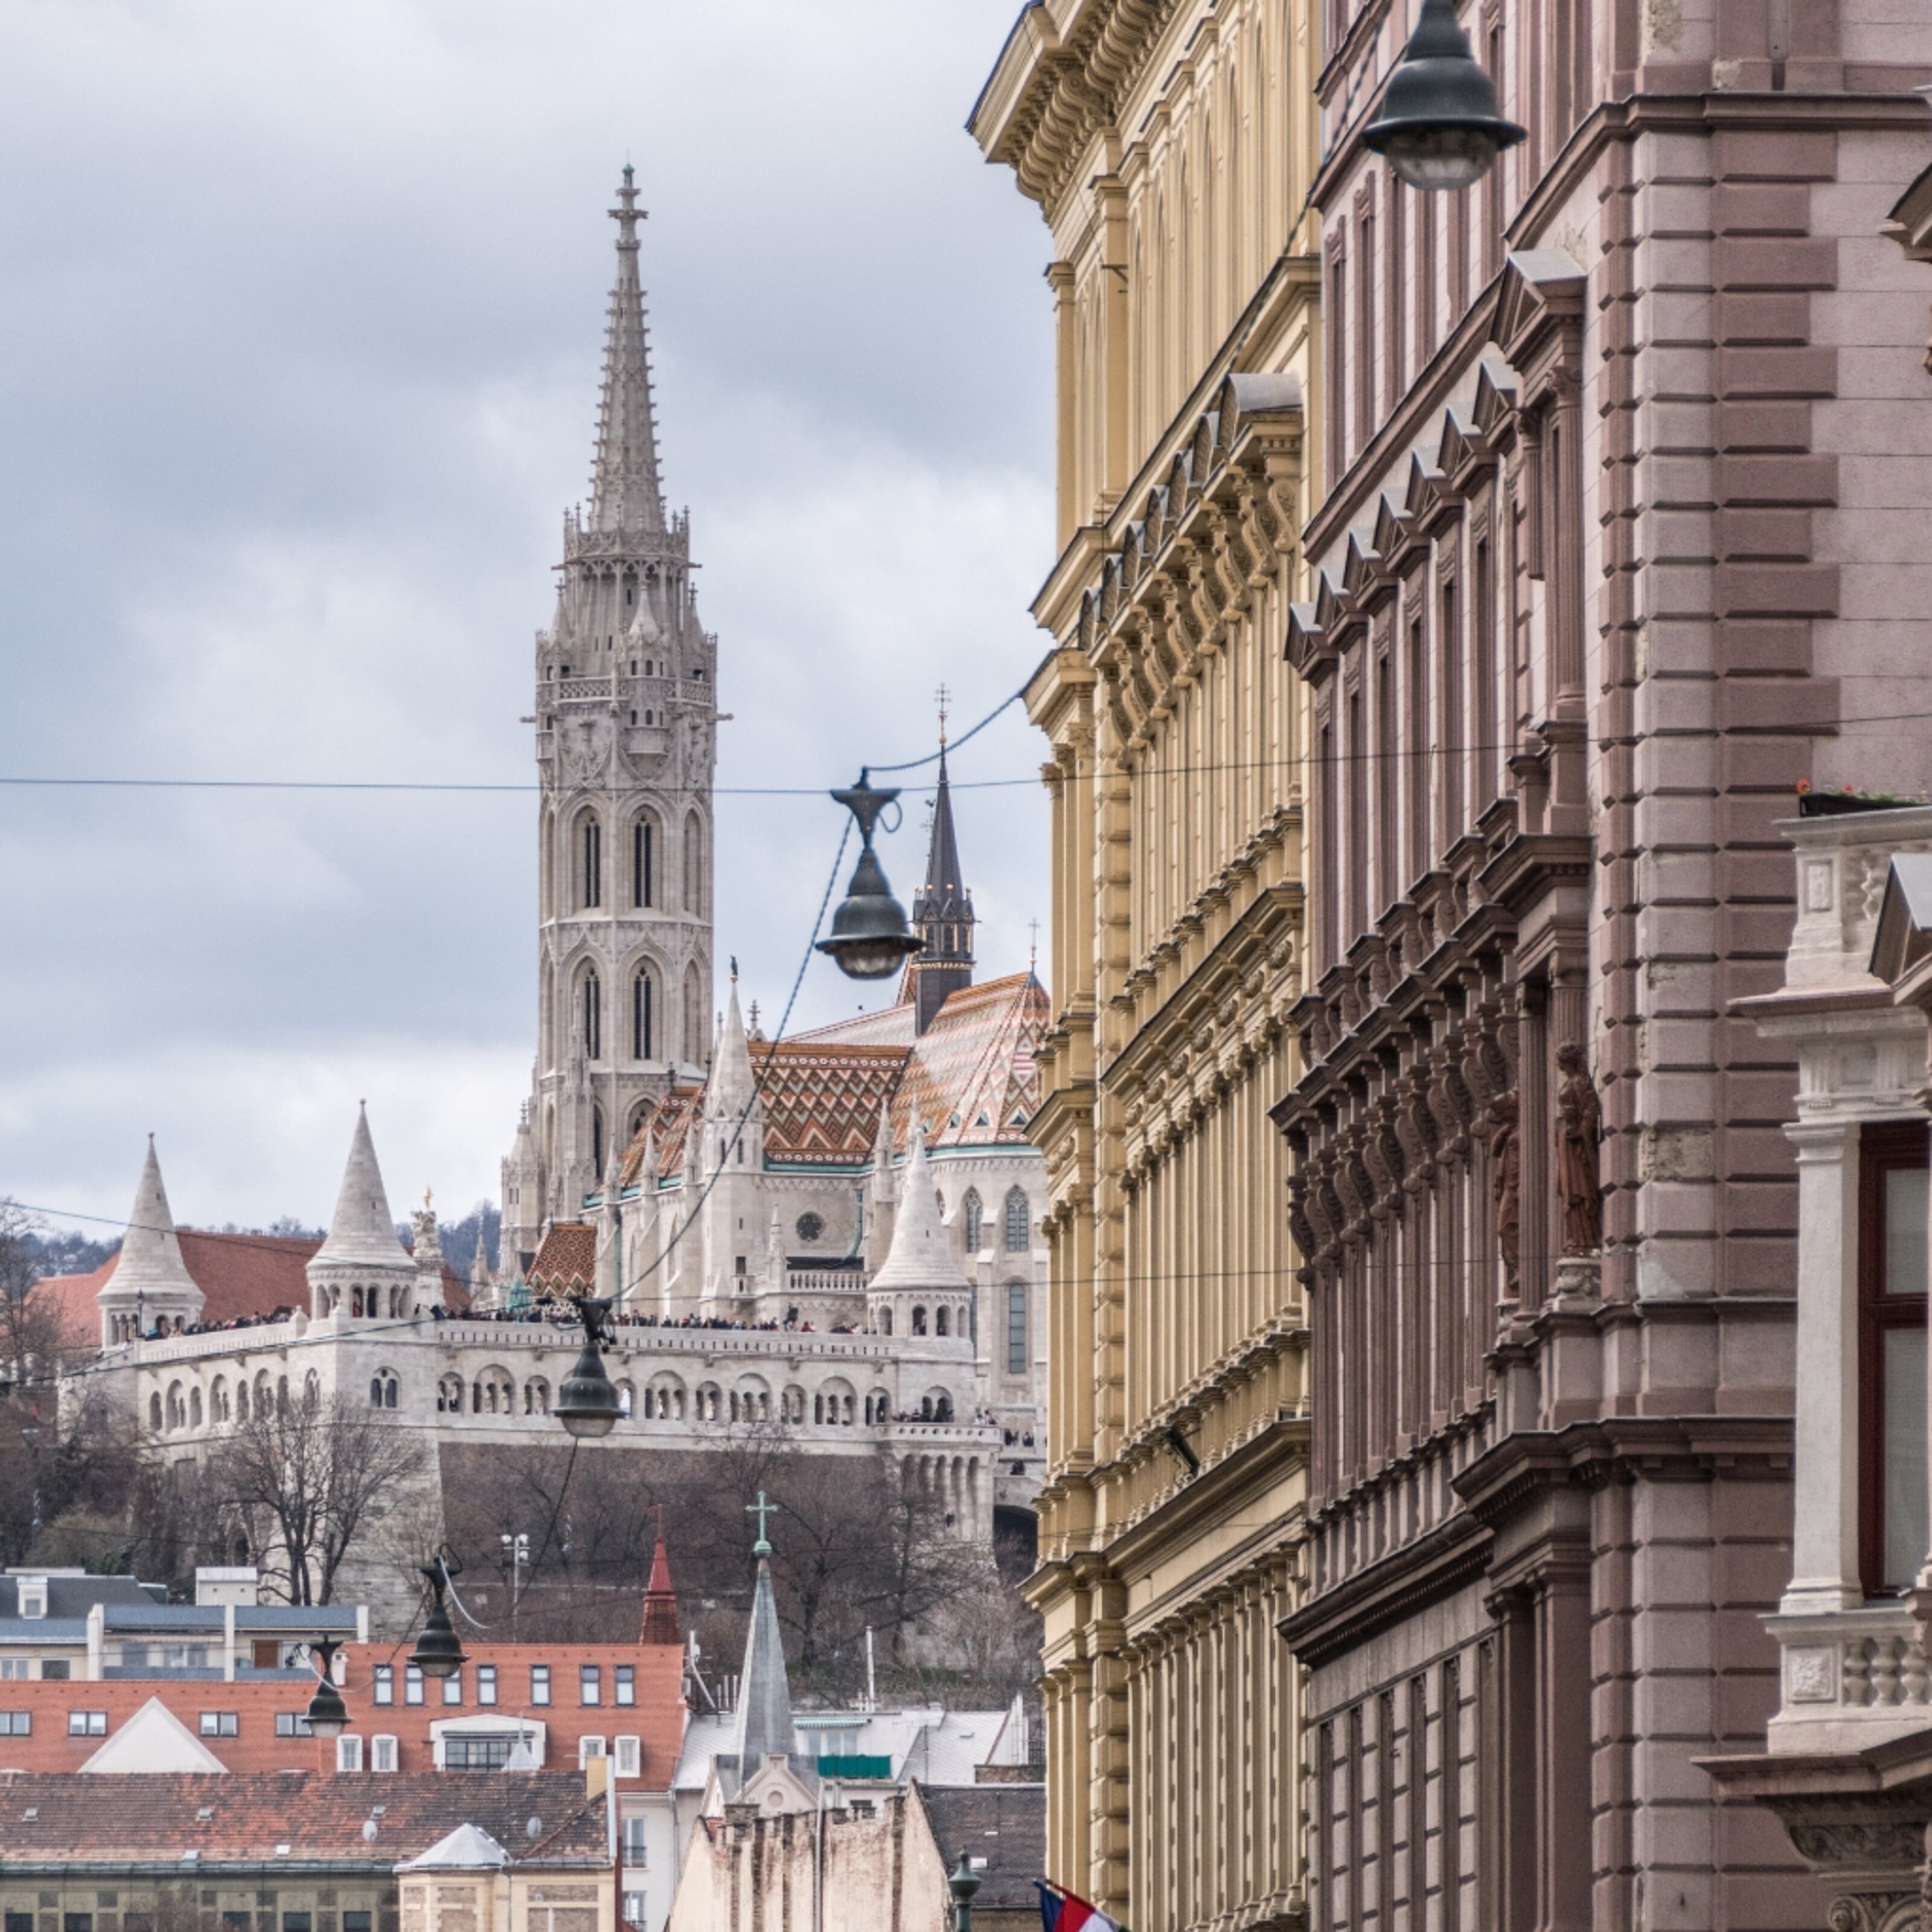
[555,1294,621,1439]
[408,1558,468,1680]
[1363,0,1524,190]
[303,1636,349,1739]
[816,772,925,980]
[947,1854,981,1932]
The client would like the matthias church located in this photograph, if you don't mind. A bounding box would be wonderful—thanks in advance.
[37,174,1049,1599]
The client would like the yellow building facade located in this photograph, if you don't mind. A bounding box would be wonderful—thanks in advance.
[970,5,1320,1928]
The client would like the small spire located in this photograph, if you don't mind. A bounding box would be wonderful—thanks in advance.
[101,1137,203,1322]
[731,1503,795,1771]
[641,1515,680,1646]
[709,978,757,1117]
[587,169,665,536]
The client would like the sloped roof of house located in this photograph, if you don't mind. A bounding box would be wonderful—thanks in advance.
[0,1770,605,1866]
[916,1781,1046,1911]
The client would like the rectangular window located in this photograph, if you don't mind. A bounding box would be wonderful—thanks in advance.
[372,1665,394,1707]
[579,1735,607,1768]
[65,1916,93,1932]
[222,1917,251,1931]
[1386,179,1406,403]
[621,1815,648,1864]
[442,1735,514,1770]
[334,1735,362,1773]
[1356,207,1377,452]
[273,1713,312,1738]
[1861,1122,1930,1593]
[531,1665,551,1707]
[1327,246,1348,481]
[441,1671,461,1706]
[614,1665,634,1707]
[477,1665,497,1707]
[622,1896,646,1931]
[0,1658,25,1678]
[68,1712,107,1737]
[199,1712,239,1738]
[1006,1284,1028,1377]
[284,1914,312,1931]
[615,1735,641,1779]
[580,1665,601,1706]
[7,1914,33,1932]
[344,1916,373,1932]
[404,1666,424,1706]
[41,1659,69,1680]
[371,1735,398,1773]
[0,1710,30,1735]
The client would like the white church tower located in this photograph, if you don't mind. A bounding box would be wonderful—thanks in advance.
[504,169,717,1271]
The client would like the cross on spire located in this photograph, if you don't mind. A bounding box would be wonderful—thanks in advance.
[747,1491,776,1556]
[1028,919,1041,974]
[935,684,951,749]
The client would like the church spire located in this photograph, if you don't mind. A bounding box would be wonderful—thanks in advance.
[588,166,665,536]
[908,717,976,1034]
[732,1497,796,1773]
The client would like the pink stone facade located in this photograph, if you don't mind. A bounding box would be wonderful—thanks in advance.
[1275,3,1932,1927]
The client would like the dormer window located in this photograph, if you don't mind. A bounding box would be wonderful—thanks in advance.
[18,1580,46,1619]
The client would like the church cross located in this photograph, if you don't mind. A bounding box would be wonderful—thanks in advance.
[935,683,951,749]
[747,1490,776,1556]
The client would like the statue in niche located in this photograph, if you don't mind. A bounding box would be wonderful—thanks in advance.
[1489,1092,1521,1285]
[1555,1040,1604,1255]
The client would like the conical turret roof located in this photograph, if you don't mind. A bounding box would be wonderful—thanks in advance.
[641,1523,680,1646]
[913,749,972,932]
[710,974,757,1118]
[587,167,665,536]
[868,1126,973,1292]
[312,1107,412,1270]
[101,1139,202,1313]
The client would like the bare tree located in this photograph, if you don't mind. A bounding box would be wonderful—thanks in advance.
[207,1389,426,1604]
[0,1197,74,1392]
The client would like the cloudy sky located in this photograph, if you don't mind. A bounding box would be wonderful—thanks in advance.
[0,0,1054,1236]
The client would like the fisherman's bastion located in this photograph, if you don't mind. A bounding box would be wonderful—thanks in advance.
[34,174,1051,1605]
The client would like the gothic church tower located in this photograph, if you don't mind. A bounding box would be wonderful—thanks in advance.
[503,170,716,1269]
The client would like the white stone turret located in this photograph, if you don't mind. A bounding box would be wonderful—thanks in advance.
[307,1108,417,1323]
[696,974,769,1310]
[500,1096,542,1279]
[866,1126,974,1345]
[98,1138,204,1346]
[863,1103,896,1271]
[467,1225,494,1309]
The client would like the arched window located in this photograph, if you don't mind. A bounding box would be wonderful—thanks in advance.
[580,813,603,909]
[1003,1188,1031,1252]
[583,971,603,1061]
[878,1307,893,1337]
[935,1307,950,1337]
[684,964,705,1064]
[189,1387,203,1428]
[592,1106,606,1177]
[370,1377,385,1408]
[912,1305,927,1336]
[682,815,704,914]
[303,1371,320,1412]
[633,819,654,909]
[149,1393,162,1431]
[632,971,654,1060]
[962,1189,984,1252]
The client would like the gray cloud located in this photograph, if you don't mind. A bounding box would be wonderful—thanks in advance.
[0,0,1052,1230]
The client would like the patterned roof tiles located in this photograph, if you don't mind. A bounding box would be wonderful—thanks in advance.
[528,1221,597,1292]
[753,1042,912,1166]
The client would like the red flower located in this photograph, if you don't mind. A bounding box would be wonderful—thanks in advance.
[1795,779,1811,795]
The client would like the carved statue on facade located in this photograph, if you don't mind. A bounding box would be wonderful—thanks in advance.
[1555,1040,1604,1255]
[1488,1092,1521,1285]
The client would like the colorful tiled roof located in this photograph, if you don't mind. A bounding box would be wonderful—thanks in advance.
[0,1770,606,1864]
[528,1222,597,1293]
[616,1086,705,1186]
[753,1042,912,1165]
[890,974,1048,1151]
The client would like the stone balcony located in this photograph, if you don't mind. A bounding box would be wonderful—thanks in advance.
[1767,1602,1932,1756]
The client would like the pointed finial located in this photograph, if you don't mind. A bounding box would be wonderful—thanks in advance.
[729,956,738,983]
[1028,919,1041,973]
[935,683,951,750]
[747,1490,776,1558]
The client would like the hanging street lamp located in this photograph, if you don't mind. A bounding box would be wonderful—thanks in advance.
[303,1636,349,1739]
[947,1854,982,1932]
[555,1293,622,1439]
[817,772,926,980]
[408,1558,469,1680]
[1363,0,1524,191]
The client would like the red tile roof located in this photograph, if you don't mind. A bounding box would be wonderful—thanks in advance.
[0,1639,685,1783]
[753,1042,912,1165]
[34,1233,468,1344]
[0,1769,606,1864]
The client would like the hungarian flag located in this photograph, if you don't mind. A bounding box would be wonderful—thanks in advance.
[1034,1882,1127,1932]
